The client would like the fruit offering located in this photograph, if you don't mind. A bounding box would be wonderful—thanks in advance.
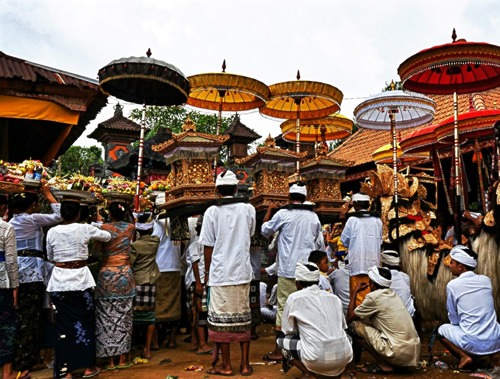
[102,178,137,195]
[147,179,171,192]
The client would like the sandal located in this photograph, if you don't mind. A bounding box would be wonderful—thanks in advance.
[82,368,101,378]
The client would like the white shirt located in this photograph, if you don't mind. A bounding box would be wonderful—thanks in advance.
[199,201,255,286]
[329,266,350,317]
[318,273,333,292]
[46,223,111,292]
[184,237,205,288]
[390,270,415,317]
[282,285,353,376]
[340,213,382,276]
[10,203,62,283]
[261,209,324,278]
[152,218,181,272]
[438,271,500,355]
[0,220,19,289]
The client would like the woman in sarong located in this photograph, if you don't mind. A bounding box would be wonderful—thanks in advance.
[0,194,29,379]
[95,202,136,369]
[46,200,111,378]
[8,185,62,373]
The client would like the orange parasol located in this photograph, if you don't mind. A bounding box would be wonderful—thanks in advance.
[398,29,500,238]
[187,60,270,134]
[260,71,343,174]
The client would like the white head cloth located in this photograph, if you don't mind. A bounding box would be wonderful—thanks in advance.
[368,266,392,288]
[450,245,477,268]
[216,170,239,186]
[289,184,307,197]
[133,212,154,231]
[295,261,320,282]
[380,250,400,266]
[352,193,370,202]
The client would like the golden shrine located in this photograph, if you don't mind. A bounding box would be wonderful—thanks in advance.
[300,147,353,221]
[236,135,307,212]
[152,116,229,210]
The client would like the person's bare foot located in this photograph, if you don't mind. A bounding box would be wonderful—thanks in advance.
[458,355,474,370]
[207,364,234,376]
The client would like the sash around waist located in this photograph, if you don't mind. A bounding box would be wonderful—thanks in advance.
[102,255,130,267]
[54,260,87,269]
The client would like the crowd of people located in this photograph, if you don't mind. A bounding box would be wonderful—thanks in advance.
[1,172,500,379]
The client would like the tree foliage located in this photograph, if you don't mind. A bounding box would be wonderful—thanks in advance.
[58,145,103,176]
[129,105,236,139]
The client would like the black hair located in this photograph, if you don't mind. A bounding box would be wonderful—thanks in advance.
[0,194,8,205]
[136,212,151,223]
[308,250,327,264]
[354,200,370,210]
[289,193,306,203]
[372,266,392,289]
[108,202,128,221]
[8,192,38,213]
[217,185,237,197]
[61,201,81,222]
[79,205,89,223]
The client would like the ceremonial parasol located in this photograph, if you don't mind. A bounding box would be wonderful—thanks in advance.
[280,114,353,156]
[98,49,190,210]
[398,28,500,238]
[354,88,436,241]
[435,109,500,212]
[187,60,270,135]
[372,143,429,165]
[260,71,343,174]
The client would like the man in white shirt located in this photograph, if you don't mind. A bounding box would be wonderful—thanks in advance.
[380,250,416,317]
[261,184,324,361]
[438,245,500,371]
[341,193,382,307]
[329,260,350,318]
[347,266,420,373]
[199,170,256,377]
[152,213,182,349]
[278,262,353,379]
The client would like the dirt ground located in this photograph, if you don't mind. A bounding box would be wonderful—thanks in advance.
[29,324,497,379]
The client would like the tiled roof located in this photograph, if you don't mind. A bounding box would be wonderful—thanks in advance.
[91,104,141,134]
[0,51,98,90]
[329,88,500,168]
[224,114,261,142]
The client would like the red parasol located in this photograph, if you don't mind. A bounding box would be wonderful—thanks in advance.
[398,29,500,238]
[98,49,190,210]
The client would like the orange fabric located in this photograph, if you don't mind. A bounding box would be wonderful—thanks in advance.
[350,274,371,307]
[0,94,80,124]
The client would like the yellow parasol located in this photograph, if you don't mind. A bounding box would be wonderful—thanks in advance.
[372,143,429,165]
[260,71,343,174]
[187,60,270,134]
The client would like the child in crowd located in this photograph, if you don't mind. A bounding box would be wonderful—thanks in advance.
[308,250,332,292]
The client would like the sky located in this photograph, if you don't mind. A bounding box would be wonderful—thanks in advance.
[1,0,499,149]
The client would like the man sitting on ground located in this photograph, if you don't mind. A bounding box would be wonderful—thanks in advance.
[347,266,420,373]
[278,262,352,379]
[438,245,500,371]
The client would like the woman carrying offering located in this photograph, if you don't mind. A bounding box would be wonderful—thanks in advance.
[46,200,111,379]
[94,202,136,369]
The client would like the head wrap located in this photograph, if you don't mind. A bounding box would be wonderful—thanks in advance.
[450,245,477,268]
[380,250,400,266]
[216,170,238,186]
[368,266,392,288]
[295,261,320,282]
[133,211,154,231]
[352,193,370,202]
[289,183,307,197]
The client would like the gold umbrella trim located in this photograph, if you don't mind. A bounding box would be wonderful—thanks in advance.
[187,73,270,111]
[261,80,343,120]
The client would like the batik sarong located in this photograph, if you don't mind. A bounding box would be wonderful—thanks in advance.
[51,290,96,378]
[0,289,18,366]
[95,298,133,357]
[207,283,251,343]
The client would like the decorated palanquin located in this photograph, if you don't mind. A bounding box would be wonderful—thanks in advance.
[300,149,353,222]
[151,116,229,210]
[235,135,307,213]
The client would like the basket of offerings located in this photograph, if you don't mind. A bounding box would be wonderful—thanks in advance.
[101,178,136,204]
[48,175,104,203]
[101,191,134,204]
[0,160,26,194]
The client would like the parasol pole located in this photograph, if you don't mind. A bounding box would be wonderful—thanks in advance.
[216,90,226,135]
[135,103,146,211]
[453,91,462,242]
[389,110,400,242]
[474,139,486,213]
[295,98,302,176]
